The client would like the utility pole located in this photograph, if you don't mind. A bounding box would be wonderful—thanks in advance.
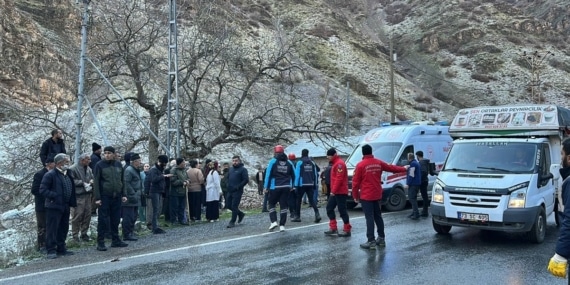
[167,0,180,158]
[73,0,90,163]
[389,37,395,123]
[345,81,350,137]
[521,50,554,104]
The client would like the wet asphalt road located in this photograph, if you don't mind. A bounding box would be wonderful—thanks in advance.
[0,204,566,285]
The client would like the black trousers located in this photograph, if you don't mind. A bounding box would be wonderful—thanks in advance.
[269,188,290,225]
[326,194,349,224]
[35,210,46,250]
[296,186,319,217]
[121,206,136,237]
[361,200,384,241]
[227,191,244,224]
[45,207,70,254]
[188,192,202,221]
[419,181,429,213]
[170,195,186,223]
[97,195,122,244]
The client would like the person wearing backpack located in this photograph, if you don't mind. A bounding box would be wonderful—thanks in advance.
[294,149,321,223]
[415,151,437,217]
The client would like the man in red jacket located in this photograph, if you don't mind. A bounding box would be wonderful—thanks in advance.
[324,148,352,237]
[352,144,408,249]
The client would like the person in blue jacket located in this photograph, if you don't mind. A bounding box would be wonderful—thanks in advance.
[294,149,321,223]
[548,137,570,280]
[264,145,296,232]
[405,152,422,220]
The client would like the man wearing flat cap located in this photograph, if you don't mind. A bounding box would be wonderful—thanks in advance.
[69,153,94,242]
[122,153,143,241]
[93,146,128,251]
[40,153,76,259]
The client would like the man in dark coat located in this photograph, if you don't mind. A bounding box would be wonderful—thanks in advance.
[226,155,249,228]
[39,153,77,259]
[89,142,102,216]
[39,129,66,166]
[94,146,128,251]
[31,154,55,253]
[144,154,170,234]
[122,153,143,241]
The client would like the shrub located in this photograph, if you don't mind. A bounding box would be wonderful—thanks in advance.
[306,24,336,40]
[471,73,492,82]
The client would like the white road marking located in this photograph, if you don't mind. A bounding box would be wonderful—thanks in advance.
[1,212,397,282]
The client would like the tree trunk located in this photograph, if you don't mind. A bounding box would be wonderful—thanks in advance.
[148,114,161,163]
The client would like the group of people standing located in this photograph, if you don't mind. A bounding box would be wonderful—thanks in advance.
[31,129,254,258]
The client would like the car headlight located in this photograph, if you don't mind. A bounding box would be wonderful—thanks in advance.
[508,189,527,208]
[432,181,444,204]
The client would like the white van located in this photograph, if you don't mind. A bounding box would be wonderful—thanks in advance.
[345,122,453,211]
[431,104,570,243]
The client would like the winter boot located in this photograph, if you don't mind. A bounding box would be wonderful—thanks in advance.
[324,220,338,236]
[338,223,352,237]
[314,212,321,223]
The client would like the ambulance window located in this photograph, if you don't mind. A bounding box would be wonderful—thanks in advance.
[397,145,414,166]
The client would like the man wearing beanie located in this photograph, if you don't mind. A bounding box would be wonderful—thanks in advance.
[90,143,103,216]
[122,153,143,241]
[324,148,352,237]
[352,144,408,249]
[93,146,128,251]
[293,149,321,223]
[144,154,171,234]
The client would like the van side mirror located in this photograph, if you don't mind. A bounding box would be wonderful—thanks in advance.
[550,164,561,180]
[398,159,409,166]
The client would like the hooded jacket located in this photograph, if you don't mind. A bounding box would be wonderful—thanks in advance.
[352,154,407,201]
[265,153,295,190]
[556,166,570,258]
[294,156,317,188]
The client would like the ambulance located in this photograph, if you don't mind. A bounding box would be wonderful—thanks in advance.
[345,122,453,211]
[431,104,570,243]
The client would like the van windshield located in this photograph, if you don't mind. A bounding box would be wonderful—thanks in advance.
[346,142,403,167]
[444,142,537,173]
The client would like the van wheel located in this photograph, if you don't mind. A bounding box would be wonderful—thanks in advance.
[346,202,357,210]
[527,207,546,244]
[432,218,452,234]
[384,188,406,212]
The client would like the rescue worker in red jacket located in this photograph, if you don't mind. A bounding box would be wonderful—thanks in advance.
[324,148,352,237]
[352,144,408,249]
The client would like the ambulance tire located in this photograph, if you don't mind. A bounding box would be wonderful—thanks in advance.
[527,207,546,244]
[384,187,406,212]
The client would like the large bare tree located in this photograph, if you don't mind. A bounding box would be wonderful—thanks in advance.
[87,0,343,160]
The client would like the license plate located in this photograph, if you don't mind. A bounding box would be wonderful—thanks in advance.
[458,212,489,222]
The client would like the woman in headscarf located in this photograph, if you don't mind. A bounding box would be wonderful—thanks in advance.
[205,161,222,222]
